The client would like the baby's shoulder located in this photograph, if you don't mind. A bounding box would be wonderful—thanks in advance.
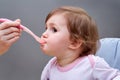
[89,55,110,68]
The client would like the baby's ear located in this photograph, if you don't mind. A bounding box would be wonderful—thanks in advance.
[68,39,82,50]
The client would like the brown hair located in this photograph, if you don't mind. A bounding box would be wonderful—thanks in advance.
[45,6,99,57]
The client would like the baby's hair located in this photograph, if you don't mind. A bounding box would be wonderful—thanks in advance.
[45,6,99,57]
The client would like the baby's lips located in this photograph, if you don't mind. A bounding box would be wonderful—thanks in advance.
[39,38,46,44]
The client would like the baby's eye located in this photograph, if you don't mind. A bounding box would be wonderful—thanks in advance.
[51,27,57,32]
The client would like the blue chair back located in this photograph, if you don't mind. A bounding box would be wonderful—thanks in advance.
[96,38,120,70]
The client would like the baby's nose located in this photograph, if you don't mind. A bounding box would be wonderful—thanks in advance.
[42,32,48,38]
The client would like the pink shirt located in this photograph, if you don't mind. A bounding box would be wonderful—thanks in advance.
[41,55,120,80]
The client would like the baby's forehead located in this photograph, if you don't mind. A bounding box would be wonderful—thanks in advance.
[46,14,67,23]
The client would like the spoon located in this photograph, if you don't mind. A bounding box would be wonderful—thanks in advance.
[0,18,41,43]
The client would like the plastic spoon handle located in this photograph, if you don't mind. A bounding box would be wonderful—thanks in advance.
[0,18,40,43]
[20,25,40,43]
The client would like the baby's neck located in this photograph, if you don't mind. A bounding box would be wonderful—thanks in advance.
[57,54,80,67]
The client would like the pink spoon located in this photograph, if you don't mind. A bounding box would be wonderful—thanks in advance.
[0,18,42,43]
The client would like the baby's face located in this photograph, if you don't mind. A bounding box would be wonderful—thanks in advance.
[40,14,71,57]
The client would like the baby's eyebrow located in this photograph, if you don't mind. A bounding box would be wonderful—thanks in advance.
[46,22,58,27]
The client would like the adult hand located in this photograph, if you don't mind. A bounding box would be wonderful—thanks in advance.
[0,19,22,55]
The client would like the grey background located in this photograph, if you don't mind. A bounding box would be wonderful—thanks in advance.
[0,0,120,80]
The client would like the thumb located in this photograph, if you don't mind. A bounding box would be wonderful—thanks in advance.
[14,19,23,30]
[14,19,21,23]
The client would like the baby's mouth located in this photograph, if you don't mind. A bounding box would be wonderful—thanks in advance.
[39,38,46,44]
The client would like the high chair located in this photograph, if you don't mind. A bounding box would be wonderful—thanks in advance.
[96,38,120,70]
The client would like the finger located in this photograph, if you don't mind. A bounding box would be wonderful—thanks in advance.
[0,21,20,30]
[7,36,20,44]
[0,32,20,41]
[14,19,23,30]
[0,27,20,36]
[14,19,21,23]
